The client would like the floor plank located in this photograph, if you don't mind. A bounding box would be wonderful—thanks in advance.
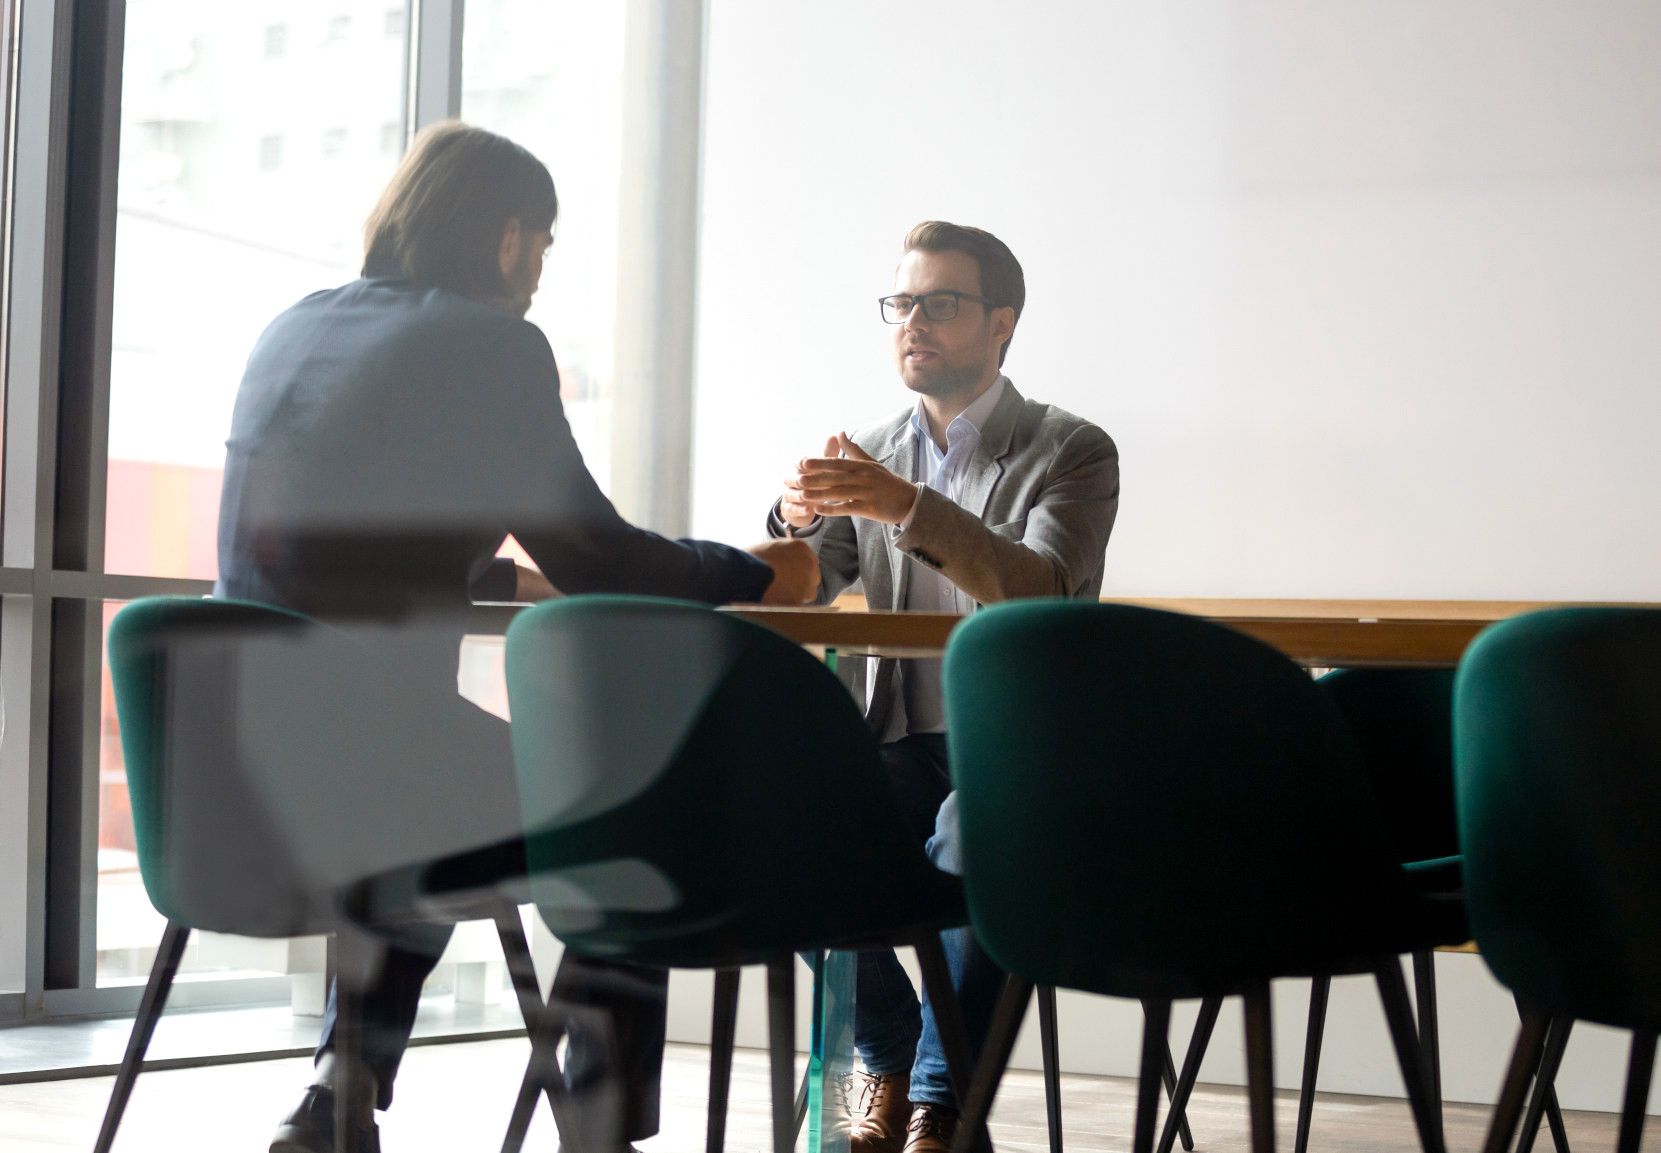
[0,1038,1653,1152]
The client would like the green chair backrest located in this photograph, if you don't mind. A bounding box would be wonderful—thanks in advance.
[1455,607,1661,1031]
[107,596,325,936]
[504,595,940,967]
[1320,668,1459,864]
[944,601,1411,1000]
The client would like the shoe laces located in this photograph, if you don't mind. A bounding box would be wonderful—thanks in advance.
[842,1070,893,1116]
[907,1106,958,1140]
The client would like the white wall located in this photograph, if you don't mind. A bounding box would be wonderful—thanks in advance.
[691,1,1661,599]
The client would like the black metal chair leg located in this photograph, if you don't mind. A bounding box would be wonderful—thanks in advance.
[767,957,797,1153]
[93,920,189,1153]
[1038,984,1064,1153]
[707,968,741,1153]
[1294,975,1331,1153]
[1157,997,1224,1153]
[1243,984,1277,1153]
[1518,1018,1575,1153]
[1617,1029,1657,1153]
[1135,1000,1173,1153]
[950,976,1034,1153]
[1482,1009,1552,1153]
[502,990,571,1153]
[1162,1035,1197,1152]
[1412,952,1443,1121]
[915,932,991,1153]
[492,905,571,1134]
[493,905,545,1024]
[1374,959,1446,1153]
[1544,1088,1573,1153]
[1511,995,1572,1153]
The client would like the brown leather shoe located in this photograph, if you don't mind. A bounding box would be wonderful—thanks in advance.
[845,1071,912,1153]
[902,1103,960,1153]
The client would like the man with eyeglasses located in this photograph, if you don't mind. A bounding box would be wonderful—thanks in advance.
[767,221,1120,1153]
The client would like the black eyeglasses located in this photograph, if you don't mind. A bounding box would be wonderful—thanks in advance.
[878,291,990,324]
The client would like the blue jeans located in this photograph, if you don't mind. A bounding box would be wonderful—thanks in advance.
[855,736,1004,1109]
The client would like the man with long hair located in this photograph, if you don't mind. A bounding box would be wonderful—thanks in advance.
[217,121,818,1153]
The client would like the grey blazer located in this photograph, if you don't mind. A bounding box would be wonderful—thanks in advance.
[773,378,1119,740]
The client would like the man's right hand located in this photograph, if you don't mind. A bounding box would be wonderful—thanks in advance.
[779,435,842,530]
[748,538,821,605]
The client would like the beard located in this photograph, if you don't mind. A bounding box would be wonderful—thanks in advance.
[900,353,985,399]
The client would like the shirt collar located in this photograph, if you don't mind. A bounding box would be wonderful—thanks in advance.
[909,375,1008,454]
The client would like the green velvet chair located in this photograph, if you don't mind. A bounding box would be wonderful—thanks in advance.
[1455,607,1661,1153]
[943,601,1451,1153]
[501,595,977,1153]
[98,597,547,1153]
[1299,670,1569,1153]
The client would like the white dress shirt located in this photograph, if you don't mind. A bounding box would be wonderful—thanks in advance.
[895,377,1007,734]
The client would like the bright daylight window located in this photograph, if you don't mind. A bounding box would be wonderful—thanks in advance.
[461,0,626,499]
[97,0,406,987]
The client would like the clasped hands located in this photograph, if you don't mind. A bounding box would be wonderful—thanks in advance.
[744,433,917,606]
[780,433,919,530]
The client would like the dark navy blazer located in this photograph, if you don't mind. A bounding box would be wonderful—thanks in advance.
[215,269,770,635]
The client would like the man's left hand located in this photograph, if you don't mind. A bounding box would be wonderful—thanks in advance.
[793,433,920,526]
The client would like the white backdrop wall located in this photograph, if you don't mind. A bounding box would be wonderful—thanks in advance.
[690,2,1661,599]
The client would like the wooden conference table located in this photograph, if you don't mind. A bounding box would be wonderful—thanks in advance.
[724,596,1601,667]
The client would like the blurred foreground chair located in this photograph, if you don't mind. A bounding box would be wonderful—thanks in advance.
[944,601,1451,1153]
[1456,607,1661,1153]
[97,597,547,1153]
[501,595,978,1153]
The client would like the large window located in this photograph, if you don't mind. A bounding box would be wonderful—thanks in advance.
[461,0,626,492]
[2,0,702,1050]
[94,0,409,989]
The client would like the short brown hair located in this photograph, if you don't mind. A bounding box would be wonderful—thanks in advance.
[363,121,558,302]
[904,221,1025,366]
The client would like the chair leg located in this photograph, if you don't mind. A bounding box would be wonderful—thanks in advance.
[1293,975,1331,1153]
[1617,1030,1657,1153]
[1482,1008,1552,1153]
[1512,995,1573,1153]
[950,976,1034,1153]
[1162,1035,1197,1152]
[93,921,189,1153]
[492,905,570,1134]
[1243,984,1277,1153]
[707,968,740,1153]
[767,957,797,1153]
[1412,952,1443,1124]
[1135,1000,1173,1153]
[914,932,991,1153]
[1518,1018,1575,1153]
[1157,997,1224,1153]
[1374,958,1446,1153]
[493,904,546,1023]
[1038,984,1064,1153]
[503,990,571,1153]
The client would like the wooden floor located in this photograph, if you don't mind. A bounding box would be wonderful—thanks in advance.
[0,1038,1653,1153]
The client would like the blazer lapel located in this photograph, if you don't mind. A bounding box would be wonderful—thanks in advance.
[878,425,919,610]
[958,379,1023,521]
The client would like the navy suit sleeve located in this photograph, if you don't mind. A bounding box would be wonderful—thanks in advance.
[490,325,772,604]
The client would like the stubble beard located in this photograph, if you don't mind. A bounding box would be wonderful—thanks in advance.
[901,355,987,402]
